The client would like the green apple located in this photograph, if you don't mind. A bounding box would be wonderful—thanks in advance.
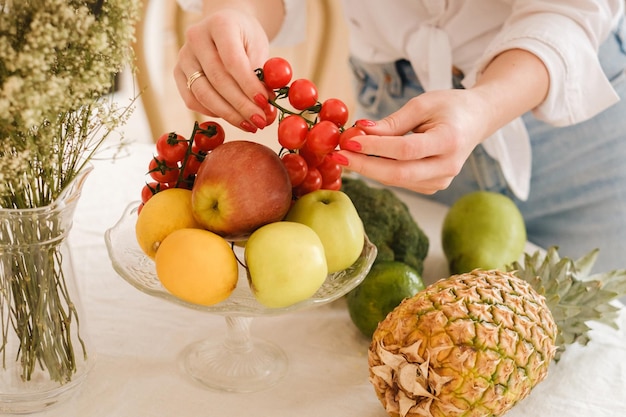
[191,140,292,240]
[442,191,527,274]
[285,189,364,273]
[245,221,328,308]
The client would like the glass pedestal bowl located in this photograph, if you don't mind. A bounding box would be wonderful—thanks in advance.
[104,202,377,393]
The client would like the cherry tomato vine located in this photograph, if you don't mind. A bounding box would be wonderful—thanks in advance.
[140,56,360,211]
[140,120,224,213]
[255,56,362,197]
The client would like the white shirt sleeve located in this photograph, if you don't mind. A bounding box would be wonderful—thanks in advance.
[270,0,307,46]
[176,0,202,13]
[469,0,622,126]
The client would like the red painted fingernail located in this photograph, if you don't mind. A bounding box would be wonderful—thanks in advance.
[250,114,266,129]
[240,120,257,133]
[342,140,362,152]
[328,152,349,166]
[356,119,376,127]
[254,94,269,108]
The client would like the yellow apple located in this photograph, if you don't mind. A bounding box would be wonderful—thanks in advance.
[244,221,328,308]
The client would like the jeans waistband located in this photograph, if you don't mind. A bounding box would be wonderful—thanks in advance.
[351,16,626,91]
[599,16,626,80]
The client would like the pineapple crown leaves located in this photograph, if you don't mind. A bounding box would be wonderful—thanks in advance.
[507,246,626,361]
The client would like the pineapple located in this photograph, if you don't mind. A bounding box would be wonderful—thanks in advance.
[368,247,626,417]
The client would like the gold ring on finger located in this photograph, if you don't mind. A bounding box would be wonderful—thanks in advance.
[186,70,205,90]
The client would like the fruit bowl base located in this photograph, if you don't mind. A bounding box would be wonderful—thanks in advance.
[180,316,288,393]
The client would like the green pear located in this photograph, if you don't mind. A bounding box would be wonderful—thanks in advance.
[442,191,526,274]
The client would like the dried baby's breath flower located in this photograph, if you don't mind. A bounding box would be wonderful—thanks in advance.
[0,0,140,384]
[0,0,140,207]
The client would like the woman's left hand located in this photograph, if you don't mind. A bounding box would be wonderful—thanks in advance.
[331,48,549,194]
[332,88,491,194]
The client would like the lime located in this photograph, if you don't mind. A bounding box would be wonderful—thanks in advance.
[346,261,425,338]
[442,191,526,274]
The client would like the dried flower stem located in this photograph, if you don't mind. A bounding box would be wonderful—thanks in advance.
[0,192,92,382]
[0,0,140,385]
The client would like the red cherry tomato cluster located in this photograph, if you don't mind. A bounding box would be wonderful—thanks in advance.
[257,57,364,198]
[139,120,226,213]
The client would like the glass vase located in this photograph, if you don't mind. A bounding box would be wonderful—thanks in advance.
[0,167,94,414]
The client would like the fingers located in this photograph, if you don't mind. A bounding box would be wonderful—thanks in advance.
[173,11,272,132]
[212,22,269,96]
[331,123,470,194]
[356,96,432,136]
[333,150,460,194]
[174,39,206,109]
[332,90,487,194]
[346,128,459,161]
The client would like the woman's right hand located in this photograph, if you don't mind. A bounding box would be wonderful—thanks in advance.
[173,9,273,133]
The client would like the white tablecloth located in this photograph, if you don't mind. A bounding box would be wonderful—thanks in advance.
[36,142,626,417]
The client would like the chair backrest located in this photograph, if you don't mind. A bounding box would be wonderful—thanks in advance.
[133,0,353,148]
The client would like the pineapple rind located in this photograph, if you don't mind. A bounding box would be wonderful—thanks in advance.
[369,270,557,417]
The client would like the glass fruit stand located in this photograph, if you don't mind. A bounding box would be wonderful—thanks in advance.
[104,202,377,393]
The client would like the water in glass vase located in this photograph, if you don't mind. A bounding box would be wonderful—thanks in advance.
[0,168,94,414]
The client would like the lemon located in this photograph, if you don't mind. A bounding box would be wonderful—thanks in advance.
[346,261,425,338]
[442,191,526,274]
[155,228,238,306]
[135,188,203,258]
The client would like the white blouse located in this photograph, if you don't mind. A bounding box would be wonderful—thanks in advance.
[177,0,624,200]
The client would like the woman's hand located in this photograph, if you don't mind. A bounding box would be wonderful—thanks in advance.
[173,9,274,133]
[333,88,491,194]
[331,48,549,194]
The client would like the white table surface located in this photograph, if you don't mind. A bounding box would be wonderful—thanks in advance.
[36,141,626,417]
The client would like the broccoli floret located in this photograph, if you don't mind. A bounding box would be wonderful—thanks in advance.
[341,177,429,275]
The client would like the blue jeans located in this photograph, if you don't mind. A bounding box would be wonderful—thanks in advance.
[349,21,626,274]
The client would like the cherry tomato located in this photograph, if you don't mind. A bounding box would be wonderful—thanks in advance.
[339,126,367,150]
[141,182,169,203]
[156,132,188,164]
[262,57,293,89]
[191,142,208,159]
[298,142,325,167]
[176,154,203,189]
[317,154,342,183]
[321,176,342,191]
[319,98,349,128]
[175,179,193,190]
[278,115,309,150]
[182,153,203,178]
[294,167,322,197]
[281,152,308,187]
[193,121,225,152]
[148,156,179,183]
[306,120,341,155]
[288,78,318,110]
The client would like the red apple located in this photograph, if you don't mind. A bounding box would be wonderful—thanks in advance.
[191,140,292,240]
